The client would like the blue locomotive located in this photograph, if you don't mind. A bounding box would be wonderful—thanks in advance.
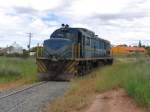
[36,24,113,80]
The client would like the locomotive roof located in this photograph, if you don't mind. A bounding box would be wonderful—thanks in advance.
[55,27,110,43]
[74,28,110,43]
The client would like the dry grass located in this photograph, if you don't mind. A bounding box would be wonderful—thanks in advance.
[47,57,150,112]
[47,67,115,112]
[0,79,26,91]
[47,75,97,112]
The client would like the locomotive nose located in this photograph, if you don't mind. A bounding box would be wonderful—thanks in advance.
[43,38,73,59]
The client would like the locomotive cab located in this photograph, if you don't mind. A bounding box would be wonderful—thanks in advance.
[45,28,80,59]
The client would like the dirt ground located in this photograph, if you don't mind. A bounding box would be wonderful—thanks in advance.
[0,80,25,91]
[86,88,144,112]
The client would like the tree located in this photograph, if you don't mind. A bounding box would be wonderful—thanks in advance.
[138,40,142,47]
[144,46,150,56]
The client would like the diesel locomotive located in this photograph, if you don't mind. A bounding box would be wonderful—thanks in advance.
[36,24,113,80]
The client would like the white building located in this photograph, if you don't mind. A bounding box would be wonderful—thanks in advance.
[7,42,23,54]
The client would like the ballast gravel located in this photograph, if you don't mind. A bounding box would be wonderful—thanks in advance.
[0,81,69,112]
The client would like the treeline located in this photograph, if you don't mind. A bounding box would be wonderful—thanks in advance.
[144,46,150,56]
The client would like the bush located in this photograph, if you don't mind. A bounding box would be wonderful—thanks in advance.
[0,57,37,83]
[95,59,150,107]
[0,67,21,77]
[145,46,150,56]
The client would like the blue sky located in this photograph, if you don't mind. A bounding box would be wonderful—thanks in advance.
[0,0,150,48]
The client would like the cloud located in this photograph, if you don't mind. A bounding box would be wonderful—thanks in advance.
[13,6,37,14]
[0,0,150,48]
[91,12,148,21]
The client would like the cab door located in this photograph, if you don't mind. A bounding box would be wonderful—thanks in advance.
[77,32,82,58]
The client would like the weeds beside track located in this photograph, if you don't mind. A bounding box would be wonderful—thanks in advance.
[48,57,150,112]
[0,57,37,86]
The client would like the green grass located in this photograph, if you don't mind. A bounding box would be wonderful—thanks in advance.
[95,58,150,107]
[0,57,37,83]
[49,57,150,112]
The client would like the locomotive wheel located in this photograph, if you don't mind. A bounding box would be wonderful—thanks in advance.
[109,59,113,65]
[106,59,113,65]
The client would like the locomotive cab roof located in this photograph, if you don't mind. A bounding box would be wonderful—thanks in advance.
[51,26,110,44]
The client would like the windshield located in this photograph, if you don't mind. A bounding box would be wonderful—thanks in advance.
[56,32,74,39]
[51,29,77,40]
[43,38,73,58]
[44,39,72,50]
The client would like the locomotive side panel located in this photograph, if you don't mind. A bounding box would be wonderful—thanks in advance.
[80,35,110,59]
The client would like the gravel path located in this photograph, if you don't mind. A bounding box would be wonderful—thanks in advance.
[0,81,69,112]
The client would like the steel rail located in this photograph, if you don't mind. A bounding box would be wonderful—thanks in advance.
[0,81,47,100]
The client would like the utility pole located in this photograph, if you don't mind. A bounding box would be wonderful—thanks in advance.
[27,32,32,54]
[138,40,142,47]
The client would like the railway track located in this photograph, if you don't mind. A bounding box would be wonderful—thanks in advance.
[0,81,69,112]
[0,81,47,100]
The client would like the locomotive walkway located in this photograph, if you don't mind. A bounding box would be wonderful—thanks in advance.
[0,81,68,112]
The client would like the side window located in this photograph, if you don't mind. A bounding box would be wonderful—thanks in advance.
[78,32,82,43]
[106,43,108,49]
[100,41,104,49]
[91,38,94,48]
[99,40,102,49]
[103,42,106,49]
[95,39,99,48]
[85,37,90,46]
[104,42,108,49]
[82,35,85,45]
[102,42,105,49]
